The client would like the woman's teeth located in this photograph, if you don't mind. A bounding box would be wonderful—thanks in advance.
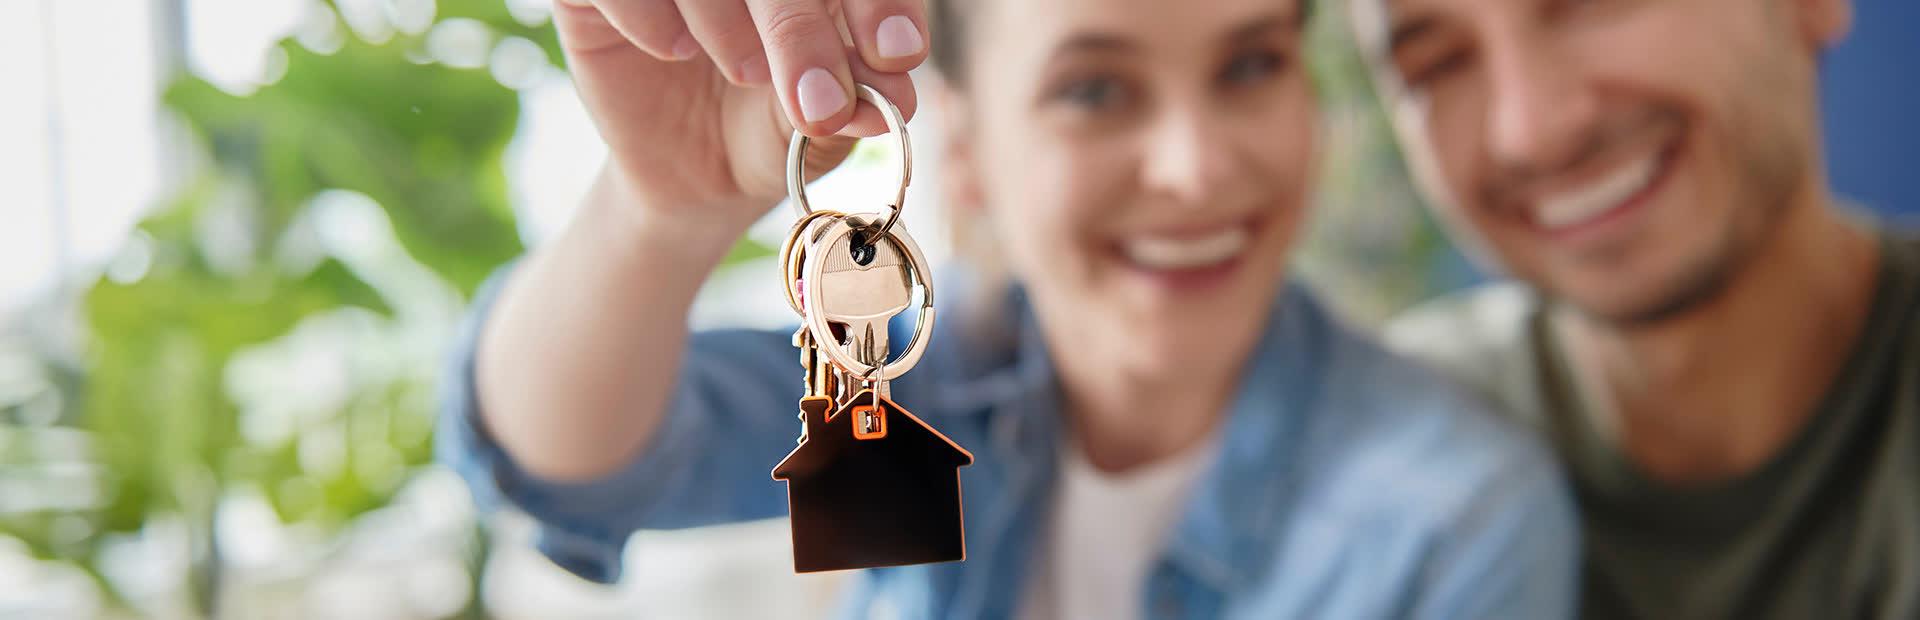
[1534,155,1660,230]
[1123,227,1249,270]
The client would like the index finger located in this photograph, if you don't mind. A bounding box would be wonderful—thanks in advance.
[843,0,929,74]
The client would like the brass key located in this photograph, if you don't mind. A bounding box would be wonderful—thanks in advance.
[790,326,840,443]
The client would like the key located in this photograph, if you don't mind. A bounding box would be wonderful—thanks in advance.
[792,326,839,401]
[784,215,855,443]
[791,326,819,442]
[792,323,849,443]
[812,228,914,374]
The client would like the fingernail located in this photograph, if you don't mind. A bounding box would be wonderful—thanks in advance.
[875,16,923,59]
[796,68,847,123]
[670,34,699,61]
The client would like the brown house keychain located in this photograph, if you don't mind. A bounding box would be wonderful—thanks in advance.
[773,389,973,572]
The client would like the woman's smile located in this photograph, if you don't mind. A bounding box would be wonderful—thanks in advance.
[1113,216,1264,292]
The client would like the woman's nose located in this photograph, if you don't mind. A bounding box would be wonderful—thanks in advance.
[1140,106,1239,208]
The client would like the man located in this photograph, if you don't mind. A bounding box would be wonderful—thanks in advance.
[1349,0,1920,617]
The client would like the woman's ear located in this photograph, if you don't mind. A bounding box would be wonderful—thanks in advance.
[935,81,986,214]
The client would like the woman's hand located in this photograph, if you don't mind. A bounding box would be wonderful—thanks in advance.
[553,0,926,230]
[471,1,929,483]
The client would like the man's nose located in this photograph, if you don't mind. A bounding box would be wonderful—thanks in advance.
[1486,36,1601,173]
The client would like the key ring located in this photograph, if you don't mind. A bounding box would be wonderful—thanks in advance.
[785,83,912,240]
[779,209,849,316]
[802,218,936,382]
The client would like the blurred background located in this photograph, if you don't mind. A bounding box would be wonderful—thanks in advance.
[1,0,1912,618]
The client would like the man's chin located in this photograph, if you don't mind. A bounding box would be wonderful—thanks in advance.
[1549,265,1742,329]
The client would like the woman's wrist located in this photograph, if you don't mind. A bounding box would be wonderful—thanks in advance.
[574,165,765,276]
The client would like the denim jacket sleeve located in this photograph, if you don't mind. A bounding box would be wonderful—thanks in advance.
[435,264,808,584]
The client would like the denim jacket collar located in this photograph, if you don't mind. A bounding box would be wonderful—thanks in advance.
[920,279,1333,607]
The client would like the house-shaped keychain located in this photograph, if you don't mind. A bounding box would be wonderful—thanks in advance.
[772,389,974,573]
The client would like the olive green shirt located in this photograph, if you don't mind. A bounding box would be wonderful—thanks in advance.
[1384,233,1920,619]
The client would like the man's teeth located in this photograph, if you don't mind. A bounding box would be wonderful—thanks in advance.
[1123,228,1249,270]
[1535,156,1659,229]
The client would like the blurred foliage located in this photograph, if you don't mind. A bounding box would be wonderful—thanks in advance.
[1300,0,1475,323]
[0,0,557,615]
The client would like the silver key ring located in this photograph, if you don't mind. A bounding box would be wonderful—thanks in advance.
[785,83,913,240]
[802,218,935,381]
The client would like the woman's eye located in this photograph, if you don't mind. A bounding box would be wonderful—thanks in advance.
[1220,50,1286,85]
[1054,76,1128,110]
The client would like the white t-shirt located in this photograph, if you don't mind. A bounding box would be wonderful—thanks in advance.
[1017,433,1219,620]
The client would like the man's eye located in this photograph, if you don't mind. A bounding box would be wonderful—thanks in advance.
[1400,50,1472,88]
[1551,0,1605,18]
[1221,50,1287,85]
[1054,76,1129,110]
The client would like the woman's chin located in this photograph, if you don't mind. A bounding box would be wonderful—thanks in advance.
[1109,310,1270,374]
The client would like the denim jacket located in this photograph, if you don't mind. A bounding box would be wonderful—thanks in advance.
[438,268,1579,619]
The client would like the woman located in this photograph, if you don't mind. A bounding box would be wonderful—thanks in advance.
[440,0,1577,617]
